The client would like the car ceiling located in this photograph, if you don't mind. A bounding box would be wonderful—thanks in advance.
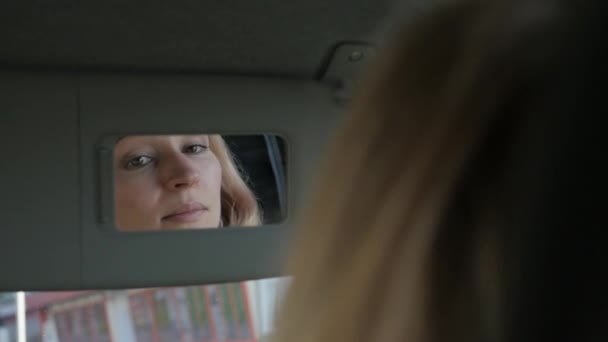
[1,0,406,78]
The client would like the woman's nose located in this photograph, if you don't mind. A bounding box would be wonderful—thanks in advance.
[162,156,200,191]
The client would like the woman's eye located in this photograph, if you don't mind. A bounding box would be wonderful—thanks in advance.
[184,144,208,154]
[124,155,153,170]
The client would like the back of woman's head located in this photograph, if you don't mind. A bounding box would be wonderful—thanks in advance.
[272,0,606,341]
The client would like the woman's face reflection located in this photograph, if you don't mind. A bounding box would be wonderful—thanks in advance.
[114,135,222,231]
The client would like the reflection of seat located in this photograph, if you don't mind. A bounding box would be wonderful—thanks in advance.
[224,135,287,224]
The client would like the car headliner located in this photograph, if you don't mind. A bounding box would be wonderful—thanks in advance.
[0,0,416,77]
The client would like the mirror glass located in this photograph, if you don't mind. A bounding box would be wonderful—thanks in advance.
[113,134,286,231]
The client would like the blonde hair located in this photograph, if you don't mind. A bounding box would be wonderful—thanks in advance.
[272,1,602,342]
[209,135,261,227]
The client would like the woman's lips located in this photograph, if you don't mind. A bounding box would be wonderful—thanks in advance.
[162,203,208,223]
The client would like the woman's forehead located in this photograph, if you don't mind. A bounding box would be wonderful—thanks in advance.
[114,134,209,152]
[114,134,209,157]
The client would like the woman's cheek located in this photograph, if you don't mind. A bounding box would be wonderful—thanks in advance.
[198,155,223,212]
[116,180,155,213]
[196,155,221,189]
[210,158,223,197]
[212,159,223,191]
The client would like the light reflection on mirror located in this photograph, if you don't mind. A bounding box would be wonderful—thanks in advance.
[113,134,286,231]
